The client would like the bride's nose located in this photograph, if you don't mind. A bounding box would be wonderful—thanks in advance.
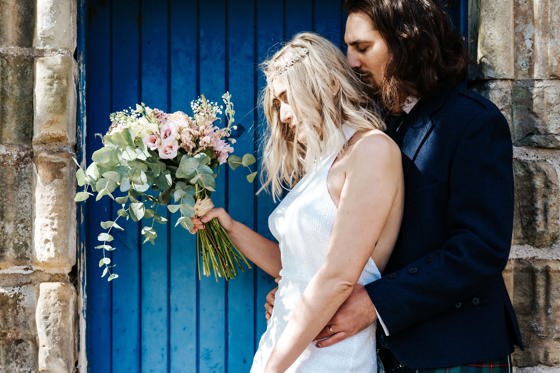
[279,102,294,127]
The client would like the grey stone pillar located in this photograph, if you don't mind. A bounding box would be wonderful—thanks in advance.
[471,0,560,370]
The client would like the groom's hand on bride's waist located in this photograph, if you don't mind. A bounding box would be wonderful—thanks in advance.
[264,277,281,321]
[314,284,377,348]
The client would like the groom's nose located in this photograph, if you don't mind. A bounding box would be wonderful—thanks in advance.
[347,50,361,68]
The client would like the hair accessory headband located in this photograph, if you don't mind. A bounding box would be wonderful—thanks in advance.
[281,46,309,69]
[267,46,309,80]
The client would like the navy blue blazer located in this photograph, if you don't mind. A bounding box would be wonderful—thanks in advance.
[367,84,523,369]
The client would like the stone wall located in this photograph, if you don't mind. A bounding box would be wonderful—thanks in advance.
[0,0,558,372]
[0,0,77,372]
[470,0,560,371]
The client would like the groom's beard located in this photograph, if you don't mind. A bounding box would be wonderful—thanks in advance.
[353,67,382,101]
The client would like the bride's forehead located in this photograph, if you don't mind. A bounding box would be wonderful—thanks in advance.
[270,77,289,98]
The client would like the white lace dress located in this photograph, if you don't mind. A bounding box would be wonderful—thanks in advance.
[250,127,381,372]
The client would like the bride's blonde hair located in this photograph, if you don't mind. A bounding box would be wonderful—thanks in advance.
[260,32,384,200]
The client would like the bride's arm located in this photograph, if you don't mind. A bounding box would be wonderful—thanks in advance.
[196,208,282,278]
[265,133,403,372]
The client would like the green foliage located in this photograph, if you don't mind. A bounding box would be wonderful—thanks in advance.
[75,92,256,281]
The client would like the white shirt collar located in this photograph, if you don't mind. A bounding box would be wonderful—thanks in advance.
[402,96,419,114]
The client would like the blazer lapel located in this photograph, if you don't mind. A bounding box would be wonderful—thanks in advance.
[400,85,454,161]
[401,118,434,162]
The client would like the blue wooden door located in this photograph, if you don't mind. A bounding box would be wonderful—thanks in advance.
[81,1,467,372]
[83,1,345,372]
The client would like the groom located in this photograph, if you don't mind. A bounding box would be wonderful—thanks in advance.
[267,0,523,371]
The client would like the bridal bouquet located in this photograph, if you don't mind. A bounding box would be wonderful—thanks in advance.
[75,92,256,281]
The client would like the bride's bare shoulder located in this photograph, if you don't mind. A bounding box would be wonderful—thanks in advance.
[349,129,401,164]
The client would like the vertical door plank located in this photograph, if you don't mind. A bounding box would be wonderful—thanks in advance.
[109,1,141,372]
[85,0,112,371]
[198,0,227,371]
[226,1,258,371]
[314,0,344,46]
[140,0,170,371]
[169,0,199,372]
[255,0,283,343]
[285,0,313,38]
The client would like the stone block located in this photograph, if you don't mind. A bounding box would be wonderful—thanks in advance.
[512,80,560,149]
[0,155,33,265]
[513,0,560,79]
[470,80,514,127]
[36,282,76,373]
[473,0,560,79]
[0,55,34,145]
[0,285,37,340]
[33,55,76,146]
[510,259,560,367]
[0,0,35,47]
[33,152,76,271]
[35,0,77,51]
[474,0,515,79]
[0,339,37,372]
[512,159,560,247]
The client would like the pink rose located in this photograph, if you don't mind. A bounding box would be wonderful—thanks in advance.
[158,141,179,159]
[143,134,160,150]
[160,123,178,144]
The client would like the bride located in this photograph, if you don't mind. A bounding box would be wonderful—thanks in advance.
[193,32,403,372]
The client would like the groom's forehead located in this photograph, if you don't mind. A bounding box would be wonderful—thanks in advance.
[344,12,377,43]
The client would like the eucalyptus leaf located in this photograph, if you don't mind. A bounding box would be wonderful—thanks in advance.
[246,171,257,183]
[180,203,195,218]
[97,232,114,242]
[119,176,131,192]
[102,171,121,183]
[228,155,242,170]
[121,146,138,161]
[242,153,256,167]
[85,163,100,180]
[115,196,128,204]
[176,216,194,231]
[144,209,154,219]
[167,204,181,213]
[195,152,211,165]
[107,273,119,281]
[99,257,111,267]
[176,156,199,179]
[94,244,113,250]
[92,147,119,166]
[100,220,124,230]
[130,202,145,221]
[74,191,90,202]
[76,169,86,186]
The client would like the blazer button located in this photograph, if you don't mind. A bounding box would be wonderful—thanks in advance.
[387,272,397,279]
[408,267,418,274]
[472,297,480,306]
[455,302,462,309]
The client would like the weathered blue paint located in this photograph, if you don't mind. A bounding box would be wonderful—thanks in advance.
[81,1,467,372]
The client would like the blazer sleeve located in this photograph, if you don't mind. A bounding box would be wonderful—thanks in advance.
[366,105,514,334]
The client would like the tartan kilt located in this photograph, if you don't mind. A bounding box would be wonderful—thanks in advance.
[378,350,512,373]
[415,356,512,373]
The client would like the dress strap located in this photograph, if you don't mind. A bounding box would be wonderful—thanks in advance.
[342,124,358,141]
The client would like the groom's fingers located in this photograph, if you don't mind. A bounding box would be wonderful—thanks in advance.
[264,287,278,319]
[314,326,331,341]
[315,331,348,348]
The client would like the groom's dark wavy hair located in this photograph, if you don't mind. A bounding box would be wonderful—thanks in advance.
[343,0,469,112]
